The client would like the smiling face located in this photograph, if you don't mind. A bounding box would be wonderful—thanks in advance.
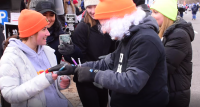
[151,9,164,27]
[43,11,55,28]
[86,5,97,19]
[33,26,50,45]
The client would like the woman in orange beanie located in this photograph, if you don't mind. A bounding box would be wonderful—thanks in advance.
[0,9,72,107]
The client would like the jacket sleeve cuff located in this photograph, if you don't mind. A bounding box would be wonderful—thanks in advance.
[45,73,54,84]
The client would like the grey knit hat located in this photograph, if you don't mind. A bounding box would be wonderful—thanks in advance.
[84,0,99,8]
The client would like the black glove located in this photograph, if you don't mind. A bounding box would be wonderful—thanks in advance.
[58,42,74,55]
[75,67,99,82]
[49,64,76,75]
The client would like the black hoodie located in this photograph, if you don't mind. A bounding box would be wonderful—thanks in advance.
[83,16,169,107]
[162,17,194,107]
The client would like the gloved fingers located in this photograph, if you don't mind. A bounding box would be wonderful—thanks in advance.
[56,71,64,75]
[58,43,73,50]
[56,70,72,75]
[74,67,80,74]
[58,48,66,54]
[58,44,66,50]
[63,42,74,47]
[62,42,70,46]
[48,64,64,72]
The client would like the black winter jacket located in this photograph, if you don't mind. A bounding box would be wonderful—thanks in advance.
[192,5,198,14]
[71,21,116,63]
[82,16,169,107]
[47,26,65,64]
[163,18,194,107]
[75,6,83,16]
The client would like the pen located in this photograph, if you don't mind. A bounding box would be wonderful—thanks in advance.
[59,63,68,71]
[78,58,81,67]
[71,57,78,66]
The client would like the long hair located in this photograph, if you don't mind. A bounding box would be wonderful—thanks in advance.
[159,16,174,38]
[27,0,31,9]
[84,11,97,27]
[3,35,29,51]
[63,0,75,14]
[49,14,63,37]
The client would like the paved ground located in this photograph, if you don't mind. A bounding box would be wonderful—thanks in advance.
[61,75,82,107]
[184,11,200,107]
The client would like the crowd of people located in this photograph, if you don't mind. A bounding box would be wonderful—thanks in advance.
[0,0,195,107]
[177,2,199,20]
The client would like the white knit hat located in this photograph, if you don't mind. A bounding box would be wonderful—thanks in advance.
[84,0,99,8]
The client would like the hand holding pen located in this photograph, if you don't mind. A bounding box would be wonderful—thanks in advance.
[58,63,68,71]
[48,63,76,75]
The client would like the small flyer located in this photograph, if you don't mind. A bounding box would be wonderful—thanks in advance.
[10,13,20,24]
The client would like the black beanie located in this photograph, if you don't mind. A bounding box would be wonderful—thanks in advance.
[133,0,145,6]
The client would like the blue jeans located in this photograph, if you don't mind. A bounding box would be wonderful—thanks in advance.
[180,13,183,17]
[193,14,196,19]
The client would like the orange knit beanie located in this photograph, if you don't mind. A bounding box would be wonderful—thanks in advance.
[94,0,137,20]
[18,9,49,38]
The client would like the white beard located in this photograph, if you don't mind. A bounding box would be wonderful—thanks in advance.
[101,7,146,40]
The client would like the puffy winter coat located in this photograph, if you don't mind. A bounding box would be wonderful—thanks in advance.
[0,46,70,107]
[162,18,194,107]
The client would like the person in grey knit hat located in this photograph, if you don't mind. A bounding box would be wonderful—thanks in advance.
[84,0,99,8]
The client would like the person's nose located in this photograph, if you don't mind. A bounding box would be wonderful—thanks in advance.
[46,30,50,36]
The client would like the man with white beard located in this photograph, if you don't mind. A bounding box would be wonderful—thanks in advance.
[49,0,169,106]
